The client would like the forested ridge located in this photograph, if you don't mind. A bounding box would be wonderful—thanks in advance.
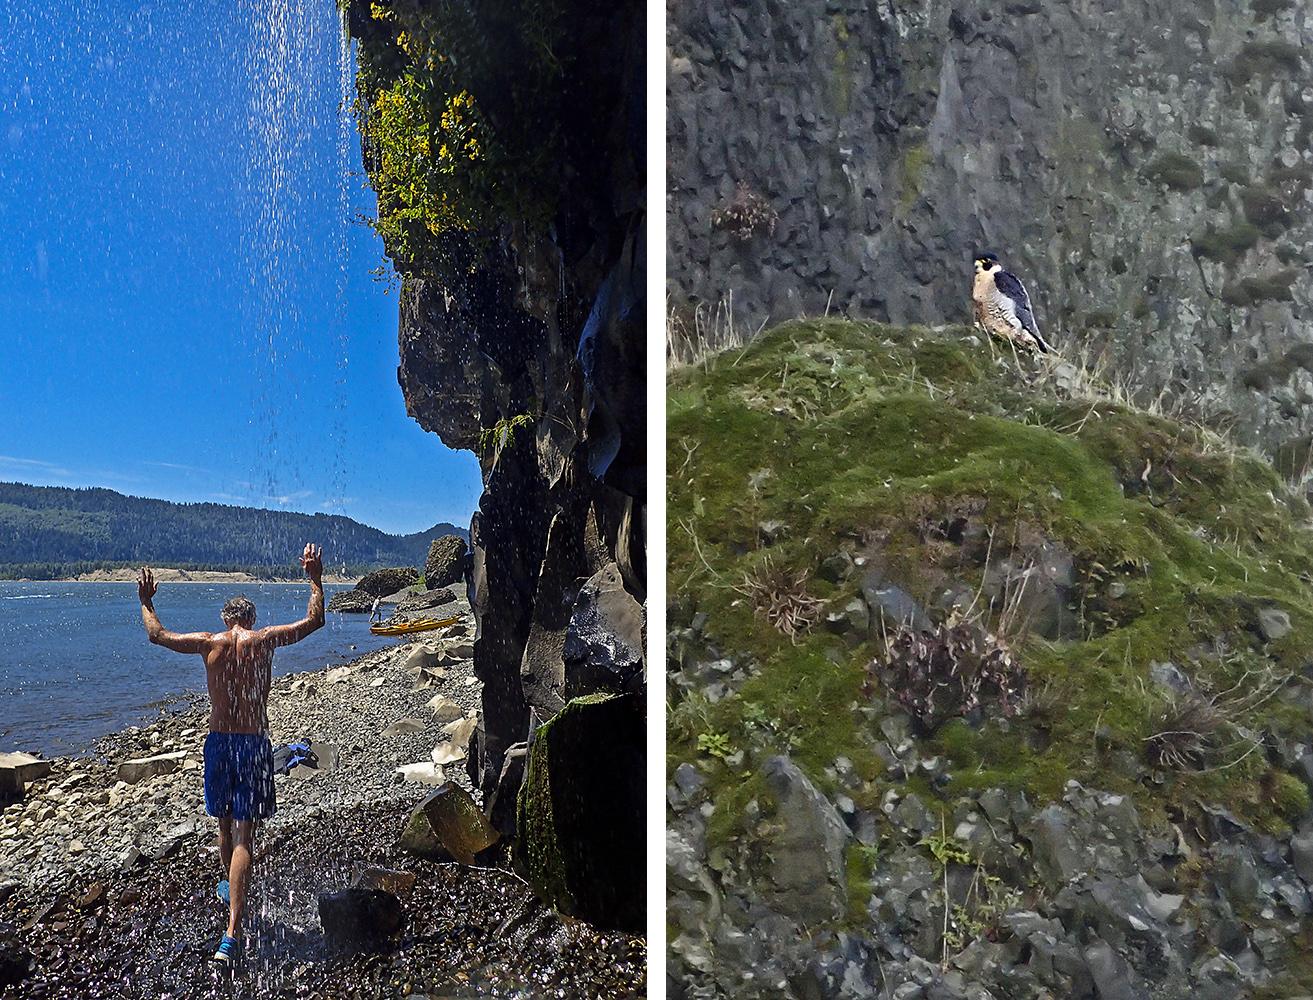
[0,482,467,579]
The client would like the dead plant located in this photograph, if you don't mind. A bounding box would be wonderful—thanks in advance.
[735,556,824,641]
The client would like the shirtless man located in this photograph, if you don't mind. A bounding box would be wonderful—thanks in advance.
[137,543,324,964]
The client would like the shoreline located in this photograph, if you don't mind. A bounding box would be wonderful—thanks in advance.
[51,573,357,585]
[0,597,479,887]
[0,593,647,997]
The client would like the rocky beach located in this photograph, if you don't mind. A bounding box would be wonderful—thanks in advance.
[0,595,645,998]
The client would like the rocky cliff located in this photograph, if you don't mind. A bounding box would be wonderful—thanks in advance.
[668,0,1313,459]
[346,0,645,929]
[668,321,1313,997]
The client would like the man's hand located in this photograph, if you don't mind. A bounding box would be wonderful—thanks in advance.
[301,543,323,583]
[137,567,158,606]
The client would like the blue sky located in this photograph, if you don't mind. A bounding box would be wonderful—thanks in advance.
[0,2,481,536]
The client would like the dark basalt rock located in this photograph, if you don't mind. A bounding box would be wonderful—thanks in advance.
[354,567,419,597]
[517,693,645,933]
[0,921,30,989]
[349,0,646,926]
[395,587,456,615]
[327,589,374,613]
[317,887,404,942]
[424,535,468,589]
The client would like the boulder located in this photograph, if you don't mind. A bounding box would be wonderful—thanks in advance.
[317,887,403,942]
[486,742,528,836]
[1258,606,1292,642]
[350,864,417,897]
[327,589,375,613]
[562,563,645,696]
[117,751,187,785]
[0,753,51,786]
[425,535,468,589]
[382,718,428,738]
[752,755,850,924]
[401,645,442,673]
[356,567,420,597]
[0,921,30,990]
[398,782,498,863]
[517,692,644,932]
[396,588,457,614]
[426,694,464,724]
[396,762,446,786]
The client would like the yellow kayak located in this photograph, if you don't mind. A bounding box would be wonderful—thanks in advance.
[369,615,461,636]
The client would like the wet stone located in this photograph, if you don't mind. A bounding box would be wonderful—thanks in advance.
[318,886,404,942]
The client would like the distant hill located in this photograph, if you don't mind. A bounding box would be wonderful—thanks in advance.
[0,482,468,580]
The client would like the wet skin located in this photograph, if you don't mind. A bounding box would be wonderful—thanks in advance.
[136,543,325,944]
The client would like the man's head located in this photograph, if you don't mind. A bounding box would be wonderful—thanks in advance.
[221,596,257,629]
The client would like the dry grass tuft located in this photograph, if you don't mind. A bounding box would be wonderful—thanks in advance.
[734,556,824,641]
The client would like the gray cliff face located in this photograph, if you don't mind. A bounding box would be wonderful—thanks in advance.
[348,0,646,921]
[668,0,1313,455]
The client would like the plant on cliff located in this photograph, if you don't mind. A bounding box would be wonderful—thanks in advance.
[872,618,1026,734]
[711,182,778,242]
[351,0,564,272]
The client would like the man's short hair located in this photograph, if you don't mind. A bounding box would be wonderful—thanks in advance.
[221,596,257,626]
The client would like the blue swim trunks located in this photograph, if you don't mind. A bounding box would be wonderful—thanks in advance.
[203,732,276,822]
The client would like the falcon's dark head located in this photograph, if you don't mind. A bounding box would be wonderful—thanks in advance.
[974,252,1000,274]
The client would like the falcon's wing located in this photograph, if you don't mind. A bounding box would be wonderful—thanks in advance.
[994,269,1041,339]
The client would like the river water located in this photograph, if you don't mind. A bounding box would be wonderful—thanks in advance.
[0,580,396,756]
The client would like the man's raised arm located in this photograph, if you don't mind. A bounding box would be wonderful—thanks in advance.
[138,568,213,653]
[261,543,325,648]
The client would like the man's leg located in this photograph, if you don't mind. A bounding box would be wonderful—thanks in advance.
[225,820,255,939]
[217,816,233,872]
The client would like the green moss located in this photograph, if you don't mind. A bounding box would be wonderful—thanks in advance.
[669,318,1313,839]
[1191,222,1261,265]
[1273,771,1312,821]
[898,141,932,215]
[1142,152,1205,192]
[1220,163,1251,186]
[829,14,854,117]
[1252,0,1295,20]
[1224,39,1303,85]
[1221,269,1300,307]
[844,842,880,926]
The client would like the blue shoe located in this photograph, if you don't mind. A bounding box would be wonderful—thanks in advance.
[216,880,230,905]
[212,934,238,963]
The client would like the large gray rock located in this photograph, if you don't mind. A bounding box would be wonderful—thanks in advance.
[0,753,51,786]
[424,535,468,589]
[562,562,645,696]
[396,587,456,615]
[355,567,419,597]
[117,751,187,785]
[753,756,850,924]
[327,589,374,613]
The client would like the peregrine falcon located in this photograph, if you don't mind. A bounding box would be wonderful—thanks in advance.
[972,253,1052,355]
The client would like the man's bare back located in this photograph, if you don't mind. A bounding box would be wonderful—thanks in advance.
[137,544,325,734]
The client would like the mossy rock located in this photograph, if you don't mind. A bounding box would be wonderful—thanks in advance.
[1142,152,1204,192]
[1192,222,1261,265]
[668,319,1313,846]
[516,692,645,932]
